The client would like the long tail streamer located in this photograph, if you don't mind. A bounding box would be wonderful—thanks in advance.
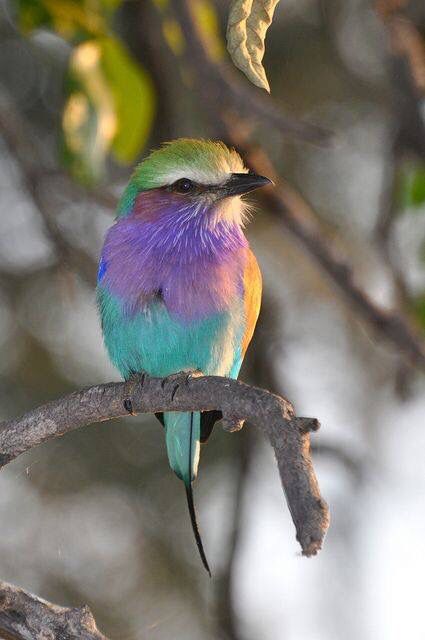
[186,410,211,576]
[185,483,211,576]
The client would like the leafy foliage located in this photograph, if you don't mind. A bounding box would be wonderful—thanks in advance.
[400,166,425,209]
[412,294,425,331]
[101,38,155,165]
[18,0,156,183]
[156,0,224,62]
[399,164,425,332]
[227,0,280,92]
[194,0,225,62]
[18,0,112,40]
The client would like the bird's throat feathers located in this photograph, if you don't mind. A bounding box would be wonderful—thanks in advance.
[99,193,249,321]
[107,189,248,260]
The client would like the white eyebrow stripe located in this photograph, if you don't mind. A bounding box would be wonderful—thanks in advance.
[156,168,231,186]
[155,151,249,187]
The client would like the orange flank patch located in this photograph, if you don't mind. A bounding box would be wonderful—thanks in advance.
[241,249,262,356]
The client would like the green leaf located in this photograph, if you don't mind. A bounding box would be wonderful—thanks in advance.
[18,0,54,33]
[100,37,156,164]
[17,0,117,41]
[62,37,156,184]
[62,40,117,184]
[194,1,225,62]
[400,166,425,209]
[412,294,425,331]
[100,0,122,10]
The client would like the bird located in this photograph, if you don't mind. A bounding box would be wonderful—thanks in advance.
[97,139,270,574]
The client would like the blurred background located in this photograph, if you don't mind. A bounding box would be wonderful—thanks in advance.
[1,0,425,638]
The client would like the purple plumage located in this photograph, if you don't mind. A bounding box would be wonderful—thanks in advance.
[100,189,249,321]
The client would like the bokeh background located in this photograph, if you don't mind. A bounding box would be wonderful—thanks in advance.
[1,0,425,638]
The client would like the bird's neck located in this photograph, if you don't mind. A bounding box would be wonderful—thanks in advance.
[106,207,247,261]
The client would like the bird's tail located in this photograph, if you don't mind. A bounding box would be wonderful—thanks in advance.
[185,482,211,576]
[164,411,211,575]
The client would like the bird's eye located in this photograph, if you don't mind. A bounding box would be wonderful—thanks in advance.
[173,178,194,193]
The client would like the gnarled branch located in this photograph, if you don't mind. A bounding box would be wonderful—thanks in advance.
[0,580,107,640]
[0,373,329,557]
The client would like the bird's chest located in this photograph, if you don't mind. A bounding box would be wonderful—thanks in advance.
[100,220,248,322]
[159,256,245,322]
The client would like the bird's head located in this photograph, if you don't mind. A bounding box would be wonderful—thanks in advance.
[117,138,271,228]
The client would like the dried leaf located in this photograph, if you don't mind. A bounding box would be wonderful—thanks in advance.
[226,0,280,92]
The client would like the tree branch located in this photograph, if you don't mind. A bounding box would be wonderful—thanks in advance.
[260,160,425,369]
[0,580,107,640]
[0,372,329,557]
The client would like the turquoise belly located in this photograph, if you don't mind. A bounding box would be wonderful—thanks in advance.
[97,287,244,380]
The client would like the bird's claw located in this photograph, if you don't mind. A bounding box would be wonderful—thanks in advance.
[123,372,147,415]
[161,370,203,389]
[123,398,137,416]
[161,372,181,390]
[160,370,203,403]
[184,369,203,383]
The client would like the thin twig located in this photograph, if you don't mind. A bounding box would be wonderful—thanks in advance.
[253,150,425,369]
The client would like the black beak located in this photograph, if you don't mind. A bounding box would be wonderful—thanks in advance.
[219,172,273,197]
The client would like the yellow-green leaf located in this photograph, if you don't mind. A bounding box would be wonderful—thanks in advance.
[226,0,280,92]
[63,40,116,183]
[100,37,156,164]
[401,167,425,209]
[62,37,156,183]
[18,0,117,40]
[193,0,225,62]
[18,0,53,33]
[158,0,223,62]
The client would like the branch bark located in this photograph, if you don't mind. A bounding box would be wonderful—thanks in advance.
[0,372,329,557]
[0,580,107,640]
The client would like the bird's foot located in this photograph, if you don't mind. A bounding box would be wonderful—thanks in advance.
[160,369,202,387]
[123,372,147,416]
[160,370,203,402]
[221,414,245,433]
[184,369,203,382]
[123,398,136,416]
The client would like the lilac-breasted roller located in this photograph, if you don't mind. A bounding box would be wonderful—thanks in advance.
[97,139,270,573]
